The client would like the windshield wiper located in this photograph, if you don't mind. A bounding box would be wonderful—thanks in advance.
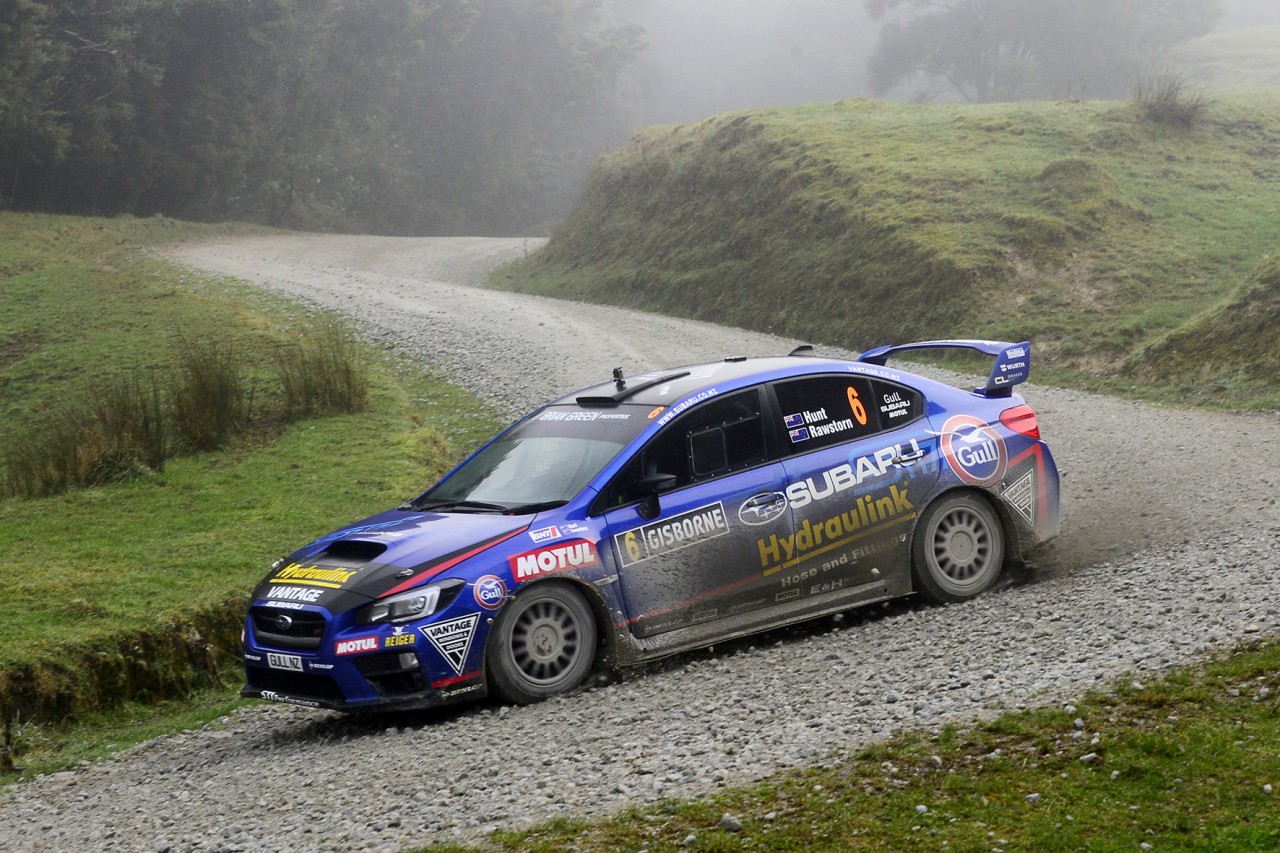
[400,499,509,513]
[503,500,569,515]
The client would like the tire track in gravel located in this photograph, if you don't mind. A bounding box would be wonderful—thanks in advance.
[1,234,1276,853]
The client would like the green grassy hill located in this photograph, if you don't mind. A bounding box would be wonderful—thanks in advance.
[495,91,1280,410]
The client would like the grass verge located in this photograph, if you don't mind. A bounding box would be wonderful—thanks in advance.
[415,640,1280,852]
[0,212,500,738]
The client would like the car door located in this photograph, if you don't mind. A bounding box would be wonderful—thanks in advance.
[770,374,941,602]
[600,388,793,638]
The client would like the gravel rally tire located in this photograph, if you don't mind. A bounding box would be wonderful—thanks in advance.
[487,583,597,704]
[912,492,1005,604]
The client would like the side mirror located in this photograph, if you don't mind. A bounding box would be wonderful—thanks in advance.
[636,472,677,521]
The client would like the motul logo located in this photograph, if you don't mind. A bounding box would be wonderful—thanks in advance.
[335,635,379,656]
[509,540,600,581]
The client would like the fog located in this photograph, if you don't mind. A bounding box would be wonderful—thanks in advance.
[1221,0,1280,27]
[610,0,1280,125]
[610,0,879,124]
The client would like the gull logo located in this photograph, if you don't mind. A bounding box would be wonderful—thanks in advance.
[474,575,508,610]
[738,493,788,527]
[940,414,1007,485]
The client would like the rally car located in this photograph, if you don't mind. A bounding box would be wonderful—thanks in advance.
[242,340,1059,712]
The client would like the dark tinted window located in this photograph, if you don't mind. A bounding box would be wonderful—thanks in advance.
[869,379,924,427]
[773,375,880,453]
[599,389,768,506]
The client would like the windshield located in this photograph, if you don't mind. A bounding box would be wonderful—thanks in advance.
[416,405,651,511]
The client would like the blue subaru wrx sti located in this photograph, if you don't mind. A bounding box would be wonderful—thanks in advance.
[242,340,1060,712]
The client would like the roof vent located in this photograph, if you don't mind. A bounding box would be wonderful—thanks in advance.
[788,344,815,357]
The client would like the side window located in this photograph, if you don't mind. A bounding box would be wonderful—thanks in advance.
[599,389,767,506]
[773,375,879,453]
[869,378,924,427]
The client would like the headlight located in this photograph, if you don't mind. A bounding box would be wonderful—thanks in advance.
[358,580,463,625]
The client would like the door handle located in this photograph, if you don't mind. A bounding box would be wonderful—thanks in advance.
[894,449,926,464]
[744,493,785,508]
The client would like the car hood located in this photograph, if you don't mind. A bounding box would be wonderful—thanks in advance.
[251,510,530,612]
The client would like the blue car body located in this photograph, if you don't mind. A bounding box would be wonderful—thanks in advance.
[242,341,1059,712]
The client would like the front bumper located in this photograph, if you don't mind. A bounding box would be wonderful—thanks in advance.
[241,601,488,713]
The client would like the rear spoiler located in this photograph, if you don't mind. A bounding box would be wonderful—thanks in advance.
[855,339,1031,398]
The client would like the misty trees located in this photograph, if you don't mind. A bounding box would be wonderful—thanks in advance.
[0,0,165,208]
[864,0,1223,102]
[0,0,642,234]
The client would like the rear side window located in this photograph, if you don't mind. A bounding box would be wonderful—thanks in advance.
[869,379,924,427]
[773,375,880,453]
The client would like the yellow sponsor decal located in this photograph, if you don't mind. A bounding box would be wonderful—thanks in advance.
[757,483,913,575]
[385,633,417,648]
[268,562,359,589]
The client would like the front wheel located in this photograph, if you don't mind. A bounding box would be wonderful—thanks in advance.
[912,492,1005,603]
[486,584,597,704]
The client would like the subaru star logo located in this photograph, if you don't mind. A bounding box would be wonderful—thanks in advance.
[738,492,788,526]
[273,613,294,632]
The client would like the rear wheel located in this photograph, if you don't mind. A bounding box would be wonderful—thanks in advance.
[486,584,597,704]
[912,492,1005,603]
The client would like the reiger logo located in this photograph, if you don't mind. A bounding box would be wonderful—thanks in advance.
[509,540,600,582]
[940,414,1007,485]
[334,635,379,656]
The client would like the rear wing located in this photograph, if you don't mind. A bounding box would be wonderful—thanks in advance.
[855,339,1030,398]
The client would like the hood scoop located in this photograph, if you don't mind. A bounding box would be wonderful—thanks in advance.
[318,539,388,563]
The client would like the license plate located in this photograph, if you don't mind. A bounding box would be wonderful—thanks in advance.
[267,652,303,672]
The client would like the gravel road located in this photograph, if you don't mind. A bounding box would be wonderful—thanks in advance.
[3,234,1278,852]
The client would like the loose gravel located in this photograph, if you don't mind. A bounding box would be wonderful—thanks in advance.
[2,234,1277,852]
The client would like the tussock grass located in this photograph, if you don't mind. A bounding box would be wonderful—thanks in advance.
[273,318,369,420]
[3,318,368,498]
[4,369,169,497]
[170,339,250,453]
[1133,71,1209,127]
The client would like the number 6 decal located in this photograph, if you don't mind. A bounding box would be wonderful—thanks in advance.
[848,386,868,426]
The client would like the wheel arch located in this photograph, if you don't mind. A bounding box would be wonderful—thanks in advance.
[910,485,1024,579]
[488,576,615,668]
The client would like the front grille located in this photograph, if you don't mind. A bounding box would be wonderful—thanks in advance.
[251,606,327,650]
[248,668,346,702]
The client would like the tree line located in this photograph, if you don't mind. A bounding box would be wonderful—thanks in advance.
[0,0,641,234]
[866,0,1222,103]
[0,1,1224,234]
